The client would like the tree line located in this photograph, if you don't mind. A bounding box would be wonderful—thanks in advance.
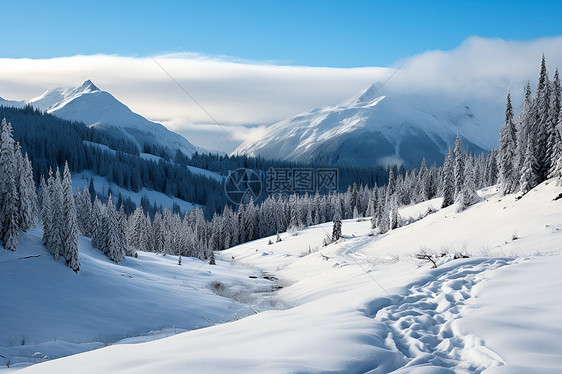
[498,56,562,195]
[1,56,560,271]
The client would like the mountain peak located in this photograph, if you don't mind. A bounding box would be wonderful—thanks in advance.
[78,79,100,93]
[354,83,383,103]
[338,82,384,107]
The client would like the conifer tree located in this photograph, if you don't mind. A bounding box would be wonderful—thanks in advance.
[517,82,534,168]
[534,55,551,180]
[453,133,465,199]
[17,154,37,231]
[104,195,125,262]
[76,187,94,236]
[441,148,455,208]
[418,158,429,202]
[50,168,65,260]
[388,195,401,230]
[61,162,80,271]
[456,161,480,212]
[548,69,562,178]
[40,177,52,249]
[520,136,540,193]
[331,203,342,242]
[91,196,104,251]
[499,92,519,195]
[0,119,19,251]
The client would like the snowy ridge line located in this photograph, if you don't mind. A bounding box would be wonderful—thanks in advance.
[363,257,515,373]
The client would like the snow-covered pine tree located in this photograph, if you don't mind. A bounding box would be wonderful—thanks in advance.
[418,158,429,202]
[40,177,52,249]
[104,195,125,262]
[91,196,104,251]
[306,202,314,226]
[17,154,37,232]
[533,55,551,181]
[547,68,561,178]
[520,134,540,193]
[350,182,359,216]
[386,169,396,201]
[2,183,19,252]
[498,92,520,195]
[367,197,376,228]
[516,82,534,168]
[331,202,342,242]
[389,194,401,230]
[127,207,147,253]
[118,204,134,257]
[151,211,165,254]
[0,119,20,251]
[162,207,173,254]
[378,196,390,234]
[243,199,256,241]
[456,160,480,212]
[61,162,80,271]
[43,169,63,260]
[553,110,562,179]
[78,187,95,236]
[485,149,499,187]
[441,148,455,208]
[453,133,465,199]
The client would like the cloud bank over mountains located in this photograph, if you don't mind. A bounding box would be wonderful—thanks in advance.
[1,36,561,152]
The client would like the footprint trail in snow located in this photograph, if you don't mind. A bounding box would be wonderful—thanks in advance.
[368,258,512,373]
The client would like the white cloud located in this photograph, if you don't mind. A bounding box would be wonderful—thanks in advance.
[0,54,390,153]
[386,36,562,102]
[1,36,562,153]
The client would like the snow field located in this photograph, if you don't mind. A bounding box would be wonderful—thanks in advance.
[0,229,276,370]
[8,180,562,373]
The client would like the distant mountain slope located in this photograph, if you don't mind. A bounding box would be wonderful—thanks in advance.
[234,84,493,168]
[1,80,197,157]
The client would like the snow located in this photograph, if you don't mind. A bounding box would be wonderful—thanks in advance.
[3,81,197,158]
[234,84,499,167]
[361,182,562,258]
[6,180,562,373]
[72,170,198,213]
[83,140,116,155]
[457,255,562,373]
[139,152,224,181]
[0,229,276,370]
[185,165,225,181]
[139,152,162,162]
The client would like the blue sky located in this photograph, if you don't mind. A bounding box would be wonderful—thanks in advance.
[3,0,561,67]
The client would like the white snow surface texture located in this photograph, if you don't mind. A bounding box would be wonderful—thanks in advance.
[2,180,562,373]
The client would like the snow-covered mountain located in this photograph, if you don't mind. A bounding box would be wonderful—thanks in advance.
[1,80,197,157]
[235,84,498,168]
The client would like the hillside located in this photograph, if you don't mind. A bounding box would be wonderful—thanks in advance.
[6,179,562,373]
[0,228,277,370]
[1,80,197,158]
[234,84,493,168]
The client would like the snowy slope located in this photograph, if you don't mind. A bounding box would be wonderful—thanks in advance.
[72,170,199,213]
[1,80,197,157]
[0,229,276,370]
[13,180,562,373]
[234,84,495,168]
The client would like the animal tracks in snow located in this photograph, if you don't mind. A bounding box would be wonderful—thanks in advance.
[366,258,513,373]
